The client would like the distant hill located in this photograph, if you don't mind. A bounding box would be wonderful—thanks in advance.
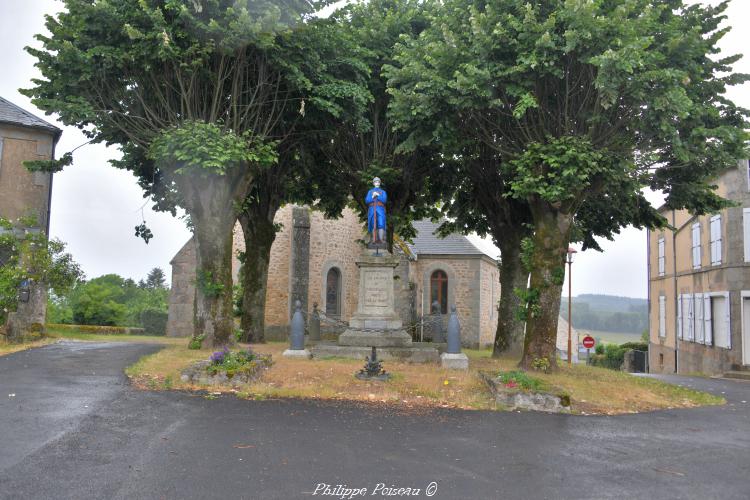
[561,294,647,334]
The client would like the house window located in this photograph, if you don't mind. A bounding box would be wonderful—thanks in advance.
[430,270,448,314]
[708,293,731,349]
[658,296,666,338]
[658,237,665,277]
[325,267,341,318]
[679,292,731,348]
[743,208,750,263]
[691,223,701,269]
[710,215,722,265]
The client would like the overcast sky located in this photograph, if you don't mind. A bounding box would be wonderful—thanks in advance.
[1,0,747,298]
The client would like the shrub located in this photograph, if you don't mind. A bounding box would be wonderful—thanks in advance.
[591,343,628,370]
[188,334,205,350]
[206,347,273,378]
[139,308,167,336]
[620,341,648,352]
[497,370,546,391]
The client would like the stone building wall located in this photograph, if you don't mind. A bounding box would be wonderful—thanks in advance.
[0,124,54,229]
[478,258,500,347]
[414,256,485,348]
[648,163,750,374]
[166,239,196,337]
[306,207,363,324]
[262,205,293,337]
[167,205,499,348]
[0,122,57,335]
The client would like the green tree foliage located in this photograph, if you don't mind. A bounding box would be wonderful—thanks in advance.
[0,217,82,326]
[315,0,443,247]
[61,273,169,329]
[387,0,748,369]
[144,267,167,290]
[24,0,367,347]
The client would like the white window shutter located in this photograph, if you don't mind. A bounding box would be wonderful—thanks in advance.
[744,208,750,263]
[724,292,731,350]
[677,294,682,339]
[692,224,701,268]
[704,295,712,346]
[658,238,665,276]
[710,216,722,265]
[686,293,695,342]
[695,293,704,344]
[717,227,722,263]
[659,296,666,338]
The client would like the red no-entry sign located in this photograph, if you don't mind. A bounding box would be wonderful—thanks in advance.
[582,336,595,349]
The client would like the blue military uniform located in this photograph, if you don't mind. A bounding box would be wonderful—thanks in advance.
[365,187,387,232]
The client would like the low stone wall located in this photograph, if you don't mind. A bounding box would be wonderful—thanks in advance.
[479,371,571,413]
[46,324,146,335]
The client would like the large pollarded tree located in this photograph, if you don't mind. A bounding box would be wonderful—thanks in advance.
[316,0,444,250]
[24,0,366,347]
[387,0,748,369]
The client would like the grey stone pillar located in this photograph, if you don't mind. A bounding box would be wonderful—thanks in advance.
[289,207,310,320]
[441,305,468,370]
[283,300,311,359]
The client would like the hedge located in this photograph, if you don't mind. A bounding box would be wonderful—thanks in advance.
[46,323,145,335]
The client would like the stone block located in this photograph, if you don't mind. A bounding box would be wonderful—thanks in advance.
[440,352,469,370]
[311,343,440,363]
[282,349,312,359]
[338,328,412,347]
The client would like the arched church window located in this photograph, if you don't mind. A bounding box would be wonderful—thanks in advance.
[326,267,342,318]
[430,270,448,314]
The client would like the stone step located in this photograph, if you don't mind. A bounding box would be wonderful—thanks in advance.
[723,371,750,381]
[311,343,440,363]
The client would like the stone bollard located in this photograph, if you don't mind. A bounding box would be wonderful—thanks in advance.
[309,303,321,341]
[283,300,311,359]
[441,305,468,370]
[431,300,445,343]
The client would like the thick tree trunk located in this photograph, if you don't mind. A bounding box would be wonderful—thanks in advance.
[520,207,573,371]
[177,170,252,348]
[238,207,278,343]
[492,233,527,357]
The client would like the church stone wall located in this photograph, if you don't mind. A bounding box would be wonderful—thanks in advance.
[263,205,293,338]
[167,204,498,348]
[166,240,195,337]
[478,258,500,347]
[307,207,363,324]
[415,256,485,348]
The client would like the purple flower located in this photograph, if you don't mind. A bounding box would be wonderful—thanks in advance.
[210,347,229,364]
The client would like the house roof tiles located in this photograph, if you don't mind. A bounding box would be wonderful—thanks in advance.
[0,96,60,135]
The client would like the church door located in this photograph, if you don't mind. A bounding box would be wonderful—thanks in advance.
[326,268,342,318]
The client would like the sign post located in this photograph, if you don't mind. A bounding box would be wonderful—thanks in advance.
[582,335,596,364]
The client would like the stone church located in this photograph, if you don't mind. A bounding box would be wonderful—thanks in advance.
[167,205,500,348]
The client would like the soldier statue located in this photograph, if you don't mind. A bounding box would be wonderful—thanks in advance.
[365,176,387,246]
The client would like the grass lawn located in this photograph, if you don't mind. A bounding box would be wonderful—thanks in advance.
[118,337,723,415]
[580,330,643,346]
[22,326,723,415]
[0,336,57,356]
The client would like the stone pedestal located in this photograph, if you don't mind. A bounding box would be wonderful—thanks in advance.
[440,352,469,370]
[283,349,312,359]
[311,249,439,363]
[337,251,412,348]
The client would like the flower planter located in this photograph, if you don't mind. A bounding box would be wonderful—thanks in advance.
[181,354,273,387]
[479,371,571,413]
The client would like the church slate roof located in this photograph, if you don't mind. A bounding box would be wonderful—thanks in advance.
[0,96,61,136]
[408,219,497,259]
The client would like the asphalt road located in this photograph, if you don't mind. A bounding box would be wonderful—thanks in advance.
[0,341,749,500]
